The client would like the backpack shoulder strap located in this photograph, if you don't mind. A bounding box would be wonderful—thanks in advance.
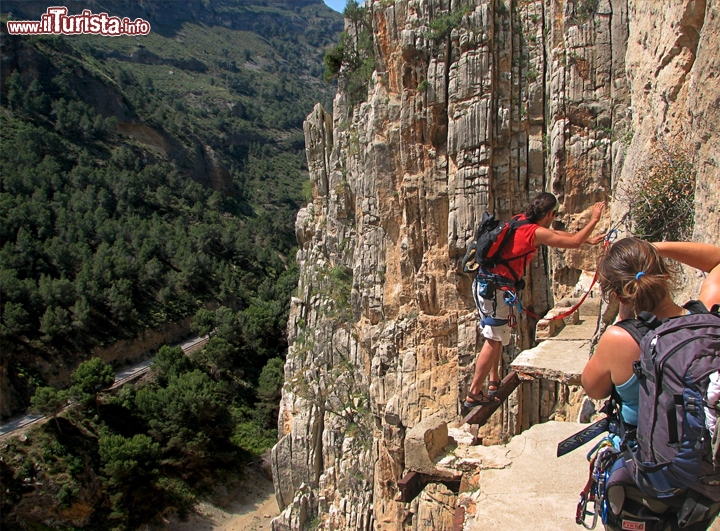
[614,312,663,342]
[683,299,709,315]
[509,214,532,229]
[613,318,650,346]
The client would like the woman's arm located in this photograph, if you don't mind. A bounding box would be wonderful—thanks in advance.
[534,202,605,249]
[654,241,720,309]
[653,242,720,273]
[582,326,640,399]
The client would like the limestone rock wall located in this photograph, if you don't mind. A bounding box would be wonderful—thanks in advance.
[613,0,720,299]
[272,1,720,530]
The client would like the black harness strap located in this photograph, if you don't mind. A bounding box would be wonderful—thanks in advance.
[667,395,683,446]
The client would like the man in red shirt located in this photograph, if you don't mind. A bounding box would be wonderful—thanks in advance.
[464,193,605,408]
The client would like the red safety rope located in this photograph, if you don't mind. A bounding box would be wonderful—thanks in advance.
[521,230,615,322]
[523,269,599,321]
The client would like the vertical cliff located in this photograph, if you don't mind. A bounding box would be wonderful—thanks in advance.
[272,1,720,530]
[614,0,720,299]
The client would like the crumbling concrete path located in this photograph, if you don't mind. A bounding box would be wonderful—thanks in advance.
[462,420,720,531]
[465,421,604,531]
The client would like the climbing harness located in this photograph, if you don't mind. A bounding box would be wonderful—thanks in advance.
[570,397,630,529]
[475,227,619,328]
[473,273,519,328]
[577,436,621,529]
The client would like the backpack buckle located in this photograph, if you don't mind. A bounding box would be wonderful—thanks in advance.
[632,361,643,380]
[637,311,660,329]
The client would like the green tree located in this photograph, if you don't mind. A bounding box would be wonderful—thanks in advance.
[239,300,283,358]
[98,433,162,525]
[428,9,469,40]
[194,337,237,380]
[135,370,234,474]
[70,297,91,329]
[323,0,374,104]
[190,308,217,337]
[30,386,68,432]
[39,306,72,341]
[6,71,24,112]
[256,357,285,427]
[1,302,31,337]
[69,358,115,412]
[214,306,241,343]
[24,79,51,115]
[152,345,193,385]
[99,433,160,486]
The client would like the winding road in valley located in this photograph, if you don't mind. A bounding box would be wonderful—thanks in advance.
[0,335,209,437]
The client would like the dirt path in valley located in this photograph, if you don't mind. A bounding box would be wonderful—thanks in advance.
[164,466,279,531]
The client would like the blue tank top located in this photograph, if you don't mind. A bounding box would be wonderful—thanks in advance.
[613,309,692,427]
[615,374,640,426]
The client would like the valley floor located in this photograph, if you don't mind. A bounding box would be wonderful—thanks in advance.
[164,465,279,531]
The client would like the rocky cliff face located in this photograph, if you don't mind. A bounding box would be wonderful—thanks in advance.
[614,0,720,300]
[272,1,720,530]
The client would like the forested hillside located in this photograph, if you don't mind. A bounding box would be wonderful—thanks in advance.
[0,0,342,413]
[0,1,342,528]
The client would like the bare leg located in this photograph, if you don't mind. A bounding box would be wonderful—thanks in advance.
[488,353,501,396]
[489,355,500,385]
[467,337,502,399]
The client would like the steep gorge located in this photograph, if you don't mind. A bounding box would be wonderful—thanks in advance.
[272,0,720,530]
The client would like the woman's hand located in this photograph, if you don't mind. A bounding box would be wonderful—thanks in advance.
[591,201,605,222]
[534,201,606,249]
[582,203,606,245]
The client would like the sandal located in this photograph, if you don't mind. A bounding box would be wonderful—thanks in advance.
[487,380,500,399]
[462,390,498,409]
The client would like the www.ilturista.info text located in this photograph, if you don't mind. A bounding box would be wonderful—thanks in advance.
[6,7,151,36]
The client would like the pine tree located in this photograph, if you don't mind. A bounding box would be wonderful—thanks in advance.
[30,387,68,432]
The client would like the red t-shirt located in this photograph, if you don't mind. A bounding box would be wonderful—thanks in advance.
[488,215,539,282]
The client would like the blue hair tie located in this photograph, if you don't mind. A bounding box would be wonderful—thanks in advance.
[635,272,646,280]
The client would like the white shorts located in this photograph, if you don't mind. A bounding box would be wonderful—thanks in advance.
[472,278,512,346]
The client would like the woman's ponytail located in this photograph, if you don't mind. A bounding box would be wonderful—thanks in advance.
[598,237,678,314]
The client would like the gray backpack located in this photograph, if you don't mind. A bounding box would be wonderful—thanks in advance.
[615,301,720,502]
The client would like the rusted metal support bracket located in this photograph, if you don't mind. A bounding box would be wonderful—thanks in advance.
[396,471,462,503]
[460,371,521,426]
[452,505,466,531]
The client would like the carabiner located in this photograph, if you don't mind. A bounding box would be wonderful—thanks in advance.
[576,492,599,530]
[503,290,517,305]
[605,229,618,244]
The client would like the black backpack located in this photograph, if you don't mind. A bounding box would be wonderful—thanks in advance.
[461,213,532,284]
[614,301,720,503]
